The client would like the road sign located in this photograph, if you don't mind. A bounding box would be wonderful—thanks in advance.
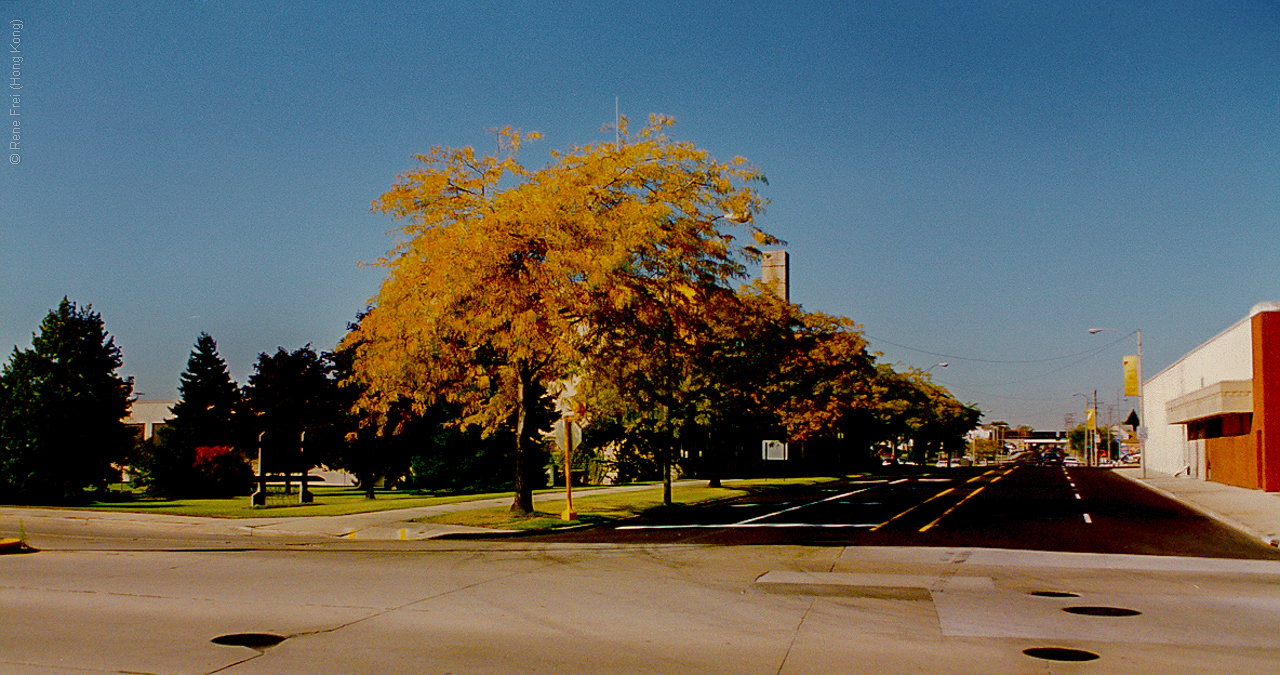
[762,440,788,461]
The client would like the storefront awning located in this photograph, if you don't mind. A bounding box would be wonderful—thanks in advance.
[1166,380,1252,424]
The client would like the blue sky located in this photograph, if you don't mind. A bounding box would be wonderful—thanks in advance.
[3,1,1278,430]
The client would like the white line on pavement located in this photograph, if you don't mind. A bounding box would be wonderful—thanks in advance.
[616,522,878,530]
[735,488,874,525]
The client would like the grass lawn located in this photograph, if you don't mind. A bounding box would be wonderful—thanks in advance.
[31,476,844,527]
[55,486,579,519]
[415,476,838,530]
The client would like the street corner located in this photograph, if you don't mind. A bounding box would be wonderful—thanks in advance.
[0,537,38,554]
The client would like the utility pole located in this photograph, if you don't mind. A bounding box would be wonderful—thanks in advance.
[1092,389,1099,466]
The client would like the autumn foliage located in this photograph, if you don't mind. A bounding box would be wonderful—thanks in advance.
[344,116,773,513]
[345,116,978,511]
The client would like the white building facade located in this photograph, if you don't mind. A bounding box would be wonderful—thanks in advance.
[1143,302,1280,491]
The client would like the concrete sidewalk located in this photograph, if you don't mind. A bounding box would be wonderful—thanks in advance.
[1115,467,1280,548]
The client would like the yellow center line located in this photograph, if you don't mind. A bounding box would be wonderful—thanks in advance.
[918,466,1015,532]
[869,487,954,531]
[870,468,999,532]
[920,485,987,532]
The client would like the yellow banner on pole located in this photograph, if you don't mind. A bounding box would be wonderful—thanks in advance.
[1086,408,1097,430]
[1123,355,1139,397]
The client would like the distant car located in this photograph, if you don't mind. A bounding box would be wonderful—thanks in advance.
[1064,457,1081,467]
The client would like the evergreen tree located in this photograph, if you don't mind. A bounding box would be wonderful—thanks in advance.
[169,333,240,447]
[135,333,245,497]
[0,298,134,502]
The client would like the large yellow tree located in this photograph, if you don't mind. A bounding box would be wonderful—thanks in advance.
[344,116,773,513]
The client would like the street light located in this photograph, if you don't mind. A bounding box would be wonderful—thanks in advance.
[1089,327,1144,478]
[925,362,949,374]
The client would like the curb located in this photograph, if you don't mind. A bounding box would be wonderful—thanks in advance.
[0,537,36,554]
[1115,472,1280,548]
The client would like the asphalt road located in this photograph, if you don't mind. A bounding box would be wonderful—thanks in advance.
[7,468,1280,674]
[7,529,1280,674]
[528,466,1280,560]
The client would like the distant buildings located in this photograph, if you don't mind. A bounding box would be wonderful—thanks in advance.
[968,425,1067,456]
[124,400,176,441]
[1143,301,1280,491]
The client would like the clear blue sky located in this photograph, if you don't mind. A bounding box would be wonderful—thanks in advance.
[3,1,1278,430]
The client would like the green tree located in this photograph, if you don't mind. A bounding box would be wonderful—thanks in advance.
[243,346,344,491]
[345,116,771,514]
[835,364,979,468]
[680,285,797,486]
[134,333,246,497]
[908,375,981,465]
[1068,424,1118,460]
[170,333,241,448]
[0,298,134,502]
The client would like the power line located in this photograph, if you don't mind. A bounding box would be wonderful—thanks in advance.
[863,332,1128,365]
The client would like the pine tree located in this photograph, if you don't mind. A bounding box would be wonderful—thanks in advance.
[136,333,245,497]
[0,298,134,502]
[169,333,240,448]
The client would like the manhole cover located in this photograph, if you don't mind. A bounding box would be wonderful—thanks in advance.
[1029,591,1080,598]
[211,633,287,650]
[1063,605,1142,617]
[1023,647,1100,662]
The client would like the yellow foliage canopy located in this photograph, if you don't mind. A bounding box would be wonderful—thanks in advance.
[343,116,774,436]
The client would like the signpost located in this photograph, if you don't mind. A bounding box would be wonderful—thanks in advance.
[561,414,578,521]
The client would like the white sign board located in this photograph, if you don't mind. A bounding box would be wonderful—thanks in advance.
[762,440,788,461]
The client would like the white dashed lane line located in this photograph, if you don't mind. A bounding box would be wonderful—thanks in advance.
[1065,467,1092,524]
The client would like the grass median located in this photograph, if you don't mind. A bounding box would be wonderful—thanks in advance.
[414,476,837,531]
[55,486,588,519]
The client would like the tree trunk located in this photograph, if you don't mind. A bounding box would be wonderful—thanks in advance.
[510,369,535,515]
[706,442,721,488]
[661,403,673,506]
[702,430,721,488]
